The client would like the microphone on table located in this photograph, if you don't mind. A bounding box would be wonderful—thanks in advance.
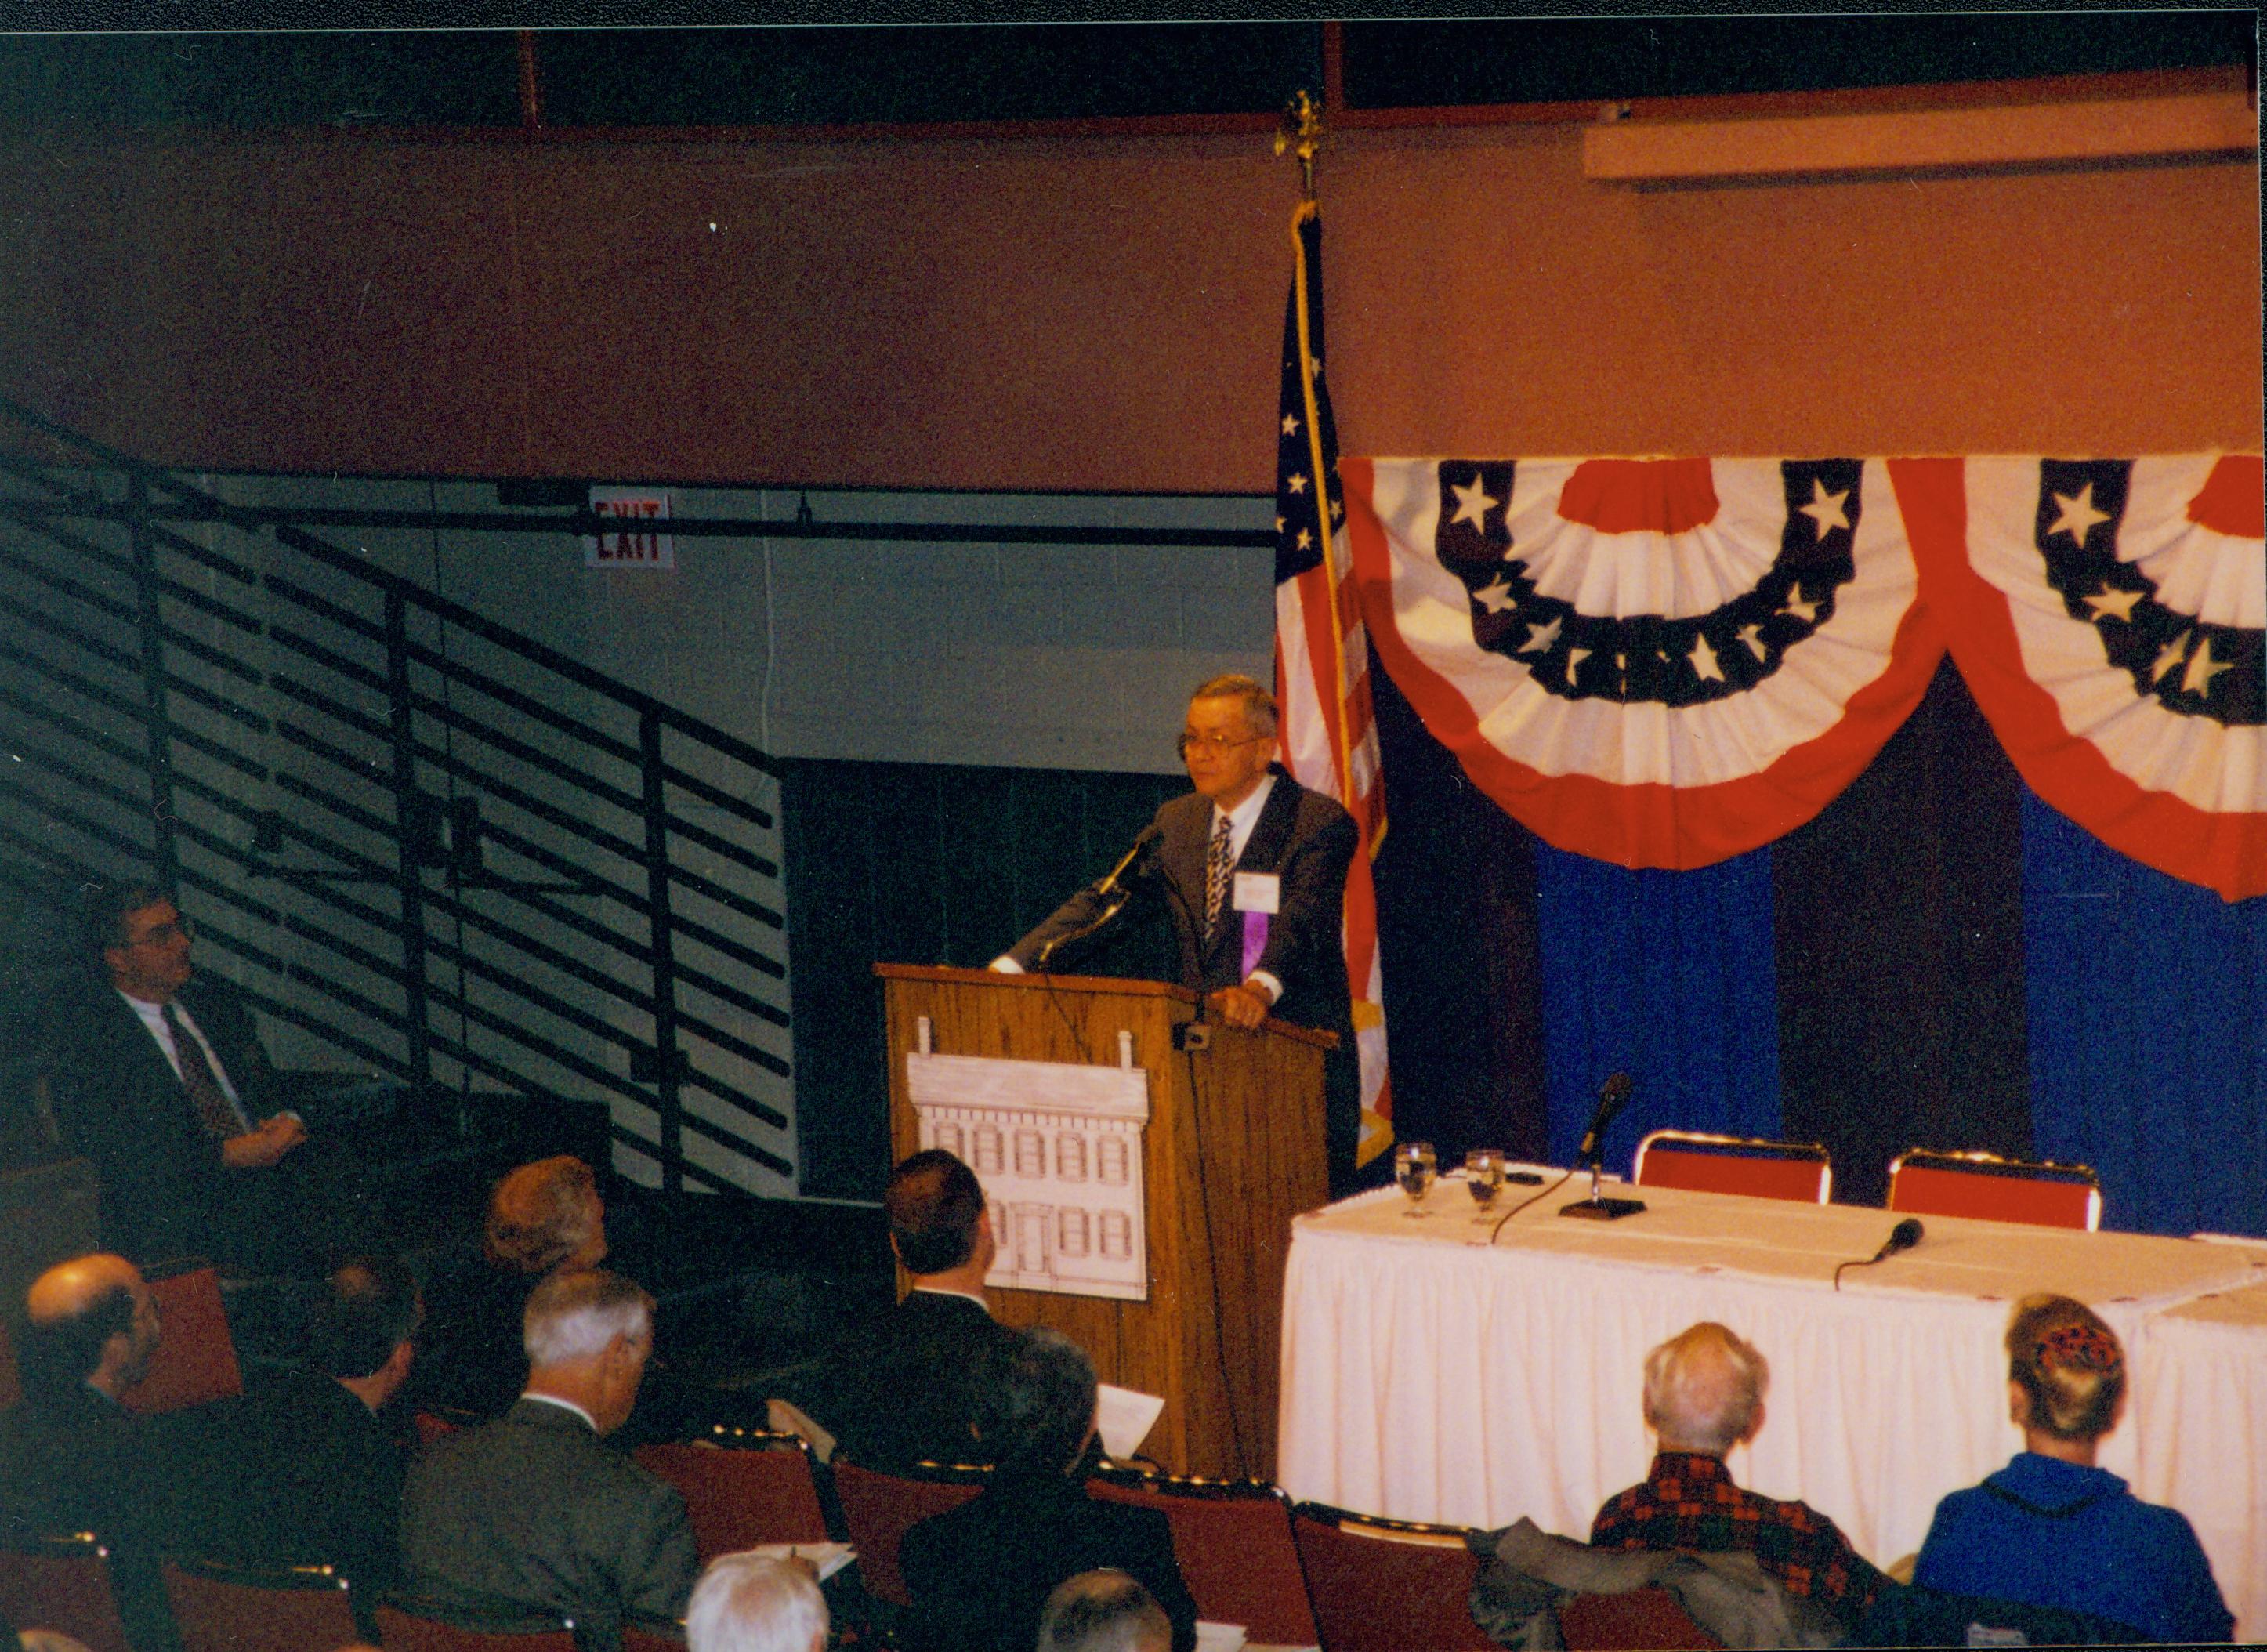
[1561,1073,1646,1222]
[1835,1217,1925,1290]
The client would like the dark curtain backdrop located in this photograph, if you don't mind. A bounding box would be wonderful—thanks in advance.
[2022,788,2267,1237]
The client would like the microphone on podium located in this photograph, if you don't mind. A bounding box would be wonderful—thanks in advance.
[1037,824,1163,973]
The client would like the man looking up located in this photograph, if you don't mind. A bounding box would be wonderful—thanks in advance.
[804,1148,1015,1470]
[44,882,306,1270]
[1590,1321,1888,1630]
[997,675,1360,1191]
[400,1269,697,1650]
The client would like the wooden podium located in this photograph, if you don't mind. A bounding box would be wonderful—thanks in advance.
[878,964,1332,1481]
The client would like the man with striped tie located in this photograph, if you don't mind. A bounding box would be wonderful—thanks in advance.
[43,881,307,1270]
[997,676,1360,1191]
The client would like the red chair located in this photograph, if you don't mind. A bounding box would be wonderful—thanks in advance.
[827,1458,990,1607]
[1887,1149,2101,1230]
[633,1429,831,1559]
[1291,1503,1495,1652]
[1559,1587,1725,1650]
[0,1534,133,1652]
[118,1263,243,1415]
[1632,1132,1832,1204]
[621,1624,685,1652]
[1087,1467,1318,1647]
[161,1556,358,1652]
[372,1603,578,1651]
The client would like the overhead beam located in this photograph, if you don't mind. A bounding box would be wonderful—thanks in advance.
[1584,91,2258,184]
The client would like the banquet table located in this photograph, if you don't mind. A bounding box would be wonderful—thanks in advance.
[1277,1178,2267,1638]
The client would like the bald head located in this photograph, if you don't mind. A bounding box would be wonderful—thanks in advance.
[21,1253,158,1401]
[1642,1322,1769,1457]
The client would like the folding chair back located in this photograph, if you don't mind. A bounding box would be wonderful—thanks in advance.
[827,1458,990,1607]
[0,1535,133,1652]
[119,1263,243,1414]
[1559,1586,1725,1650]
[372,1603,579,1652]
[1291,1505,1494,1652]
[1632,1132,1831,1204]
[1887,1149,2101,1230]
[161,1556,357,1652]
[632,1430,831,1558]
[1088,1469,1318,1647]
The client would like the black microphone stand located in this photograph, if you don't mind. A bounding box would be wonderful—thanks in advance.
[1560,1074,1646,1221]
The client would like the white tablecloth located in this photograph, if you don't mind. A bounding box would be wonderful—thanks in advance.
[1278,1178,2267,1637]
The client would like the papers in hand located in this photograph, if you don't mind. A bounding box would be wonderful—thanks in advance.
[1193,1625,1247,1652]
[1095,1382,1165,1461]
[736,1542,855,1581]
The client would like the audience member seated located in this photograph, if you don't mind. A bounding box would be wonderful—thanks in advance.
[410,1155,609,1418]
[0,1255,188,1652]
[1589,1321,1888,1631]
[685,1552,828,1652]
[41,882,310,1273]
[898,1328,1197,1652]
[1912,1293,2233,1643]
[804,1149,1016,1469]
[183,1255,421,1592]
[399,1269,697,1652]
[1037,1571,1173,1652]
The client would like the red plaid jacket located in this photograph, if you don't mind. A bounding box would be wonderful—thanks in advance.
[1591,1451,1889,1618]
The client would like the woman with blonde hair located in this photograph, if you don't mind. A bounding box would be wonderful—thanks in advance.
[1913,1294,2232,1642]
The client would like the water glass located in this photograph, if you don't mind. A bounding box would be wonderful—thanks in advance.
[1395,1141,1437,1215]
[1465,1148,1505,1220]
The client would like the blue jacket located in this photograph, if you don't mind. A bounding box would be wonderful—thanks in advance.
[1914,1452,2233,1643]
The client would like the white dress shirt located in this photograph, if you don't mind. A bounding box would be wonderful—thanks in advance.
[119,989,248,1119]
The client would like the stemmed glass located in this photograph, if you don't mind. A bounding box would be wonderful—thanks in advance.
[1465,1148,1506,1223]
[1394,1141,1437,1216]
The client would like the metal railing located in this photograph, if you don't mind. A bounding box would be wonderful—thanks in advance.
[0,400,793,1195]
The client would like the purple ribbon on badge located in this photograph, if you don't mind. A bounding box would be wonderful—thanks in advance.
[1242,910,1270,977]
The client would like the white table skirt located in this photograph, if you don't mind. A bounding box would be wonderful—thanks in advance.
[1278,1178,2267,1637]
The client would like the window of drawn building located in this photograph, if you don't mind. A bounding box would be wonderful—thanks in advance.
[1098,1136,1131,1185]
[1058,1207,1091,1258]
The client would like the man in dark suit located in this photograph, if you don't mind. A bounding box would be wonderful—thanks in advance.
[0,1253,188,1652]
[803,1149,1016,1469]
[998,675,1361,1188]
[399,1268,697,1651]
[900,1328,1197,1652]
[42,882,308,1271]
[183,1255,421,1596]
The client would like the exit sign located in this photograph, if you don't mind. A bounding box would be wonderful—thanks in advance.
[586,489,675,568]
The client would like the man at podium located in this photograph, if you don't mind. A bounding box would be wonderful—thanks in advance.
[994,675,1361,1191]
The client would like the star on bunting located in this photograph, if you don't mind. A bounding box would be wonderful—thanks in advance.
[1736,622,1768,661]
[1689,632,1724,682]
[1449,473,1500,531]
[2150,631,2191,684]
[2048,484,2112,549]
[1295,528,1313,551]
[1473,580,1518,614]
[1286,472,1309,495]
[1517,616,1563,655]
[2181,636,2234,696]
[1780,586,1820,625]
[1282,414,1299,436]
[2081,583,2144,623]
[1798,478,1852,538]
[1566,647,1592,680]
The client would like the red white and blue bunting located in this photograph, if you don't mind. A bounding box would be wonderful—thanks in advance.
[1344,452,2266,900]
[1343,455,1945,869]
[1893,455,2265,901]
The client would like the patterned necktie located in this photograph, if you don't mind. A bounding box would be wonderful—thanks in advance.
[161,1002,247,1139]
[1204,811,1234,937]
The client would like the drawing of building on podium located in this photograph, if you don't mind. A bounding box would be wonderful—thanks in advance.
[906,1028,1150,1301]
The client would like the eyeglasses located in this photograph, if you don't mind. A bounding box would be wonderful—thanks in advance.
[1176,731,1269,759]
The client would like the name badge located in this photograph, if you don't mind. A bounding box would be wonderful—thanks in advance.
[1233,871,1280,915]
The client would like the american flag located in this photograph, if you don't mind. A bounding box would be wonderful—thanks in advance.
[1274,201,1392,1168]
